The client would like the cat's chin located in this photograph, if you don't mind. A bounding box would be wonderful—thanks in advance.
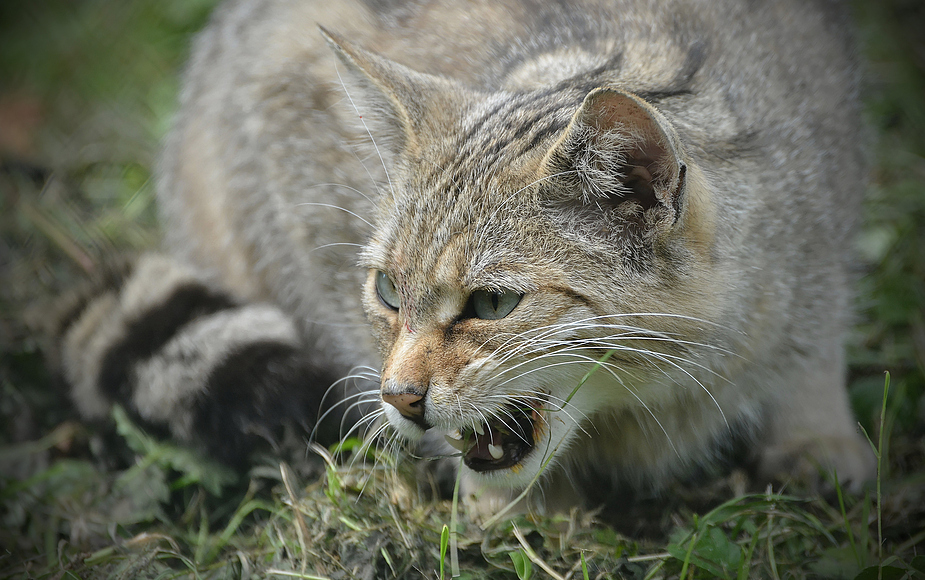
[382,405,429,441]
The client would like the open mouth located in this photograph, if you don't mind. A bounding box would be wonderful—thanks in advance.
[444,395,548,472]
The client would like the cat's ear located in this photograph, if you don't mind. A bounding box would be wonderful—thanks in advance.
[320,26,462,158]
[543,88,686,226]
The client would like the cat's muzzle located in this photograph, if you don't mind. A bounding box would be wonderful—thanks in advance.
[444,395,548,472]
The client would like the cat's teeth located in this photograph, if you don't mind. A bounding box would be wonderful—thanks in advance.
[444,434,467,452]
[488,443,504,460]
[474,423,485,436]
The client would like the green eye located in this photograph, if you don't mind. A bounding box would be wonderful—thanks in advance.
[375,270,400,310]
[470,289,521,320]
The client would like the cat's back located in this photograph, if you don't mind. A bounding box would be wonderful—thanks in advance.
[164,0,862,297]
[173,0,861,206]
[192,0,856,96]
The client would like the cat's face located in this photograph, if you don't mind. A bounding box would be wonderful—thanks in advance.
[357,92,717,487]
[327,30,718,486]
[365,271,612,486]
[360,184,613,485]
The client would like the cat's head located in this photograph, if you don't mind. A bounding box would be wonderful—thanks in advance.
[323,28,721,488]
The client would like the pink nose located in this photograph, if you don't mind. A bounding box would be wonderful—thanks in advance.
[382,392,424,419]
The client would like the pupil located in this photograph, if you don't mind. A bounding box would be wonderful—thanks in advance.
[491,293,499,310]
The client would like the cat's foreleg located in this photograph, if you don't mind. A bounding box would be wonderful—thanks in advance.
[758,341,875,492]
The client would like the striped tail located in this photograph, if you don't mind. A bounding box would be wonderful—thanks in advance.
[49,253,340,467]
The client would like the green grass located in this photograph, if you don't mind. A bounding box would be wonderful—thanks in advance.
[2,0,924,578]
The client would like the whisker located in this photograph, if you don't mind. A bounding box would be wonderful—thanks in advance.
[491,352,680,457]
[509,391,591,426]
[293,201,374,228]
[485,392,590,438]
[312,382,380,442]
[338,395,383,440]
[484,406,529,446]
[484,312,742,366]
[331,57,397,201]
[522,338,731,426]
[304,182,376,205]
[509,335,731,384]
[346,410,386,450]
[310,242,365,253]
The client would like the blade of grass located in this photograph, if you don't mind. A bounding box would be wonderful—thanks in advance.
[265,570,332,579]
[876,372,889,576]
[0,422,83,461]
[858,372,889,574]
[766,489,780,580]
[559,350,615,411]
[480,428,566,529]
[440,524,449,580]
[833,470,864,569]
[678,531,698,580]
[193,504,209,566]
[737,522,761,580]
[450,453,462,577]
[18,197,97,274]
[202,498,273,564]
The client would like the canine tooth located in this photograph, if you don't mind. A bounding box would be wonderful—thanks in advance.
[474,423,485,436]
[444,434,468,453]
[488,443,503,460]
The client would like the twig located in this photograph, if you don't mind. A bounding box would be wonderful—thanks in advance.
[387,504,412,550]
[265,569,332,579]
[626,552,671,563]
[18,197,96,274]
[512,524,566,580]
[280,463,310,575]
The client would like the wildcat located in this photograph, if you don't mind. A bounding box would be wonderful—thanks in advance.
[54,0,874,513]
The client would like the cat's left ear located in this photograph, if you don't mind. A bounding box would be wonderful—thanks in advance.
[543,88,687,225]
[320,27,464,159]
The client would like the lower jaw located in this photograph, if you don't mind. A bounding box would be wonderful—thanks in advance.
[460,396,549,472]
[462,455,543,489]
[463,445,534,473]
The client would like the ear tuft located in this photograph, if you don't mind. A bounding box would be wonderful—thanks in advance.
[543,88,685,224]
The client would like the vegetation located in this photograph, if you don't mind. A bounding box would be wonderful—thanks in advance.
[1,0,923,577]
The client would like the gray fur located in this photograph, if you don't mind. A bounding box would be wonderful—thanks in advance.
[64,0,873,513]
[132,304,301,440]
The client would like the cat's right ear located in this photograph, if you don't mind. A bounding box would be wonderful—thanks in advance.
[320,27,464,160]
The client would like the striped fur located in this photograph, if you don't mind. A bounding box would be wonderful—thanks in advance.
[57,0,874,514]
[54,255,346,466]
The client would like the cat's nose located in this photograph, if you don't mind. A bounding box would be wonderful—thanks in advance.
[382,392,424,417]
[382,392,430,429]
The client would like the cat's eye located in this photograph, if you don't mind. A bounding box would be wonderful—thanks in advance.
[375,270,400,310]
[470,289,521,320]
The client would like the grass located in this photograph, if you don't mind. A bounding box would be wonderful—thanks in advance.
[1,0,924,578]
